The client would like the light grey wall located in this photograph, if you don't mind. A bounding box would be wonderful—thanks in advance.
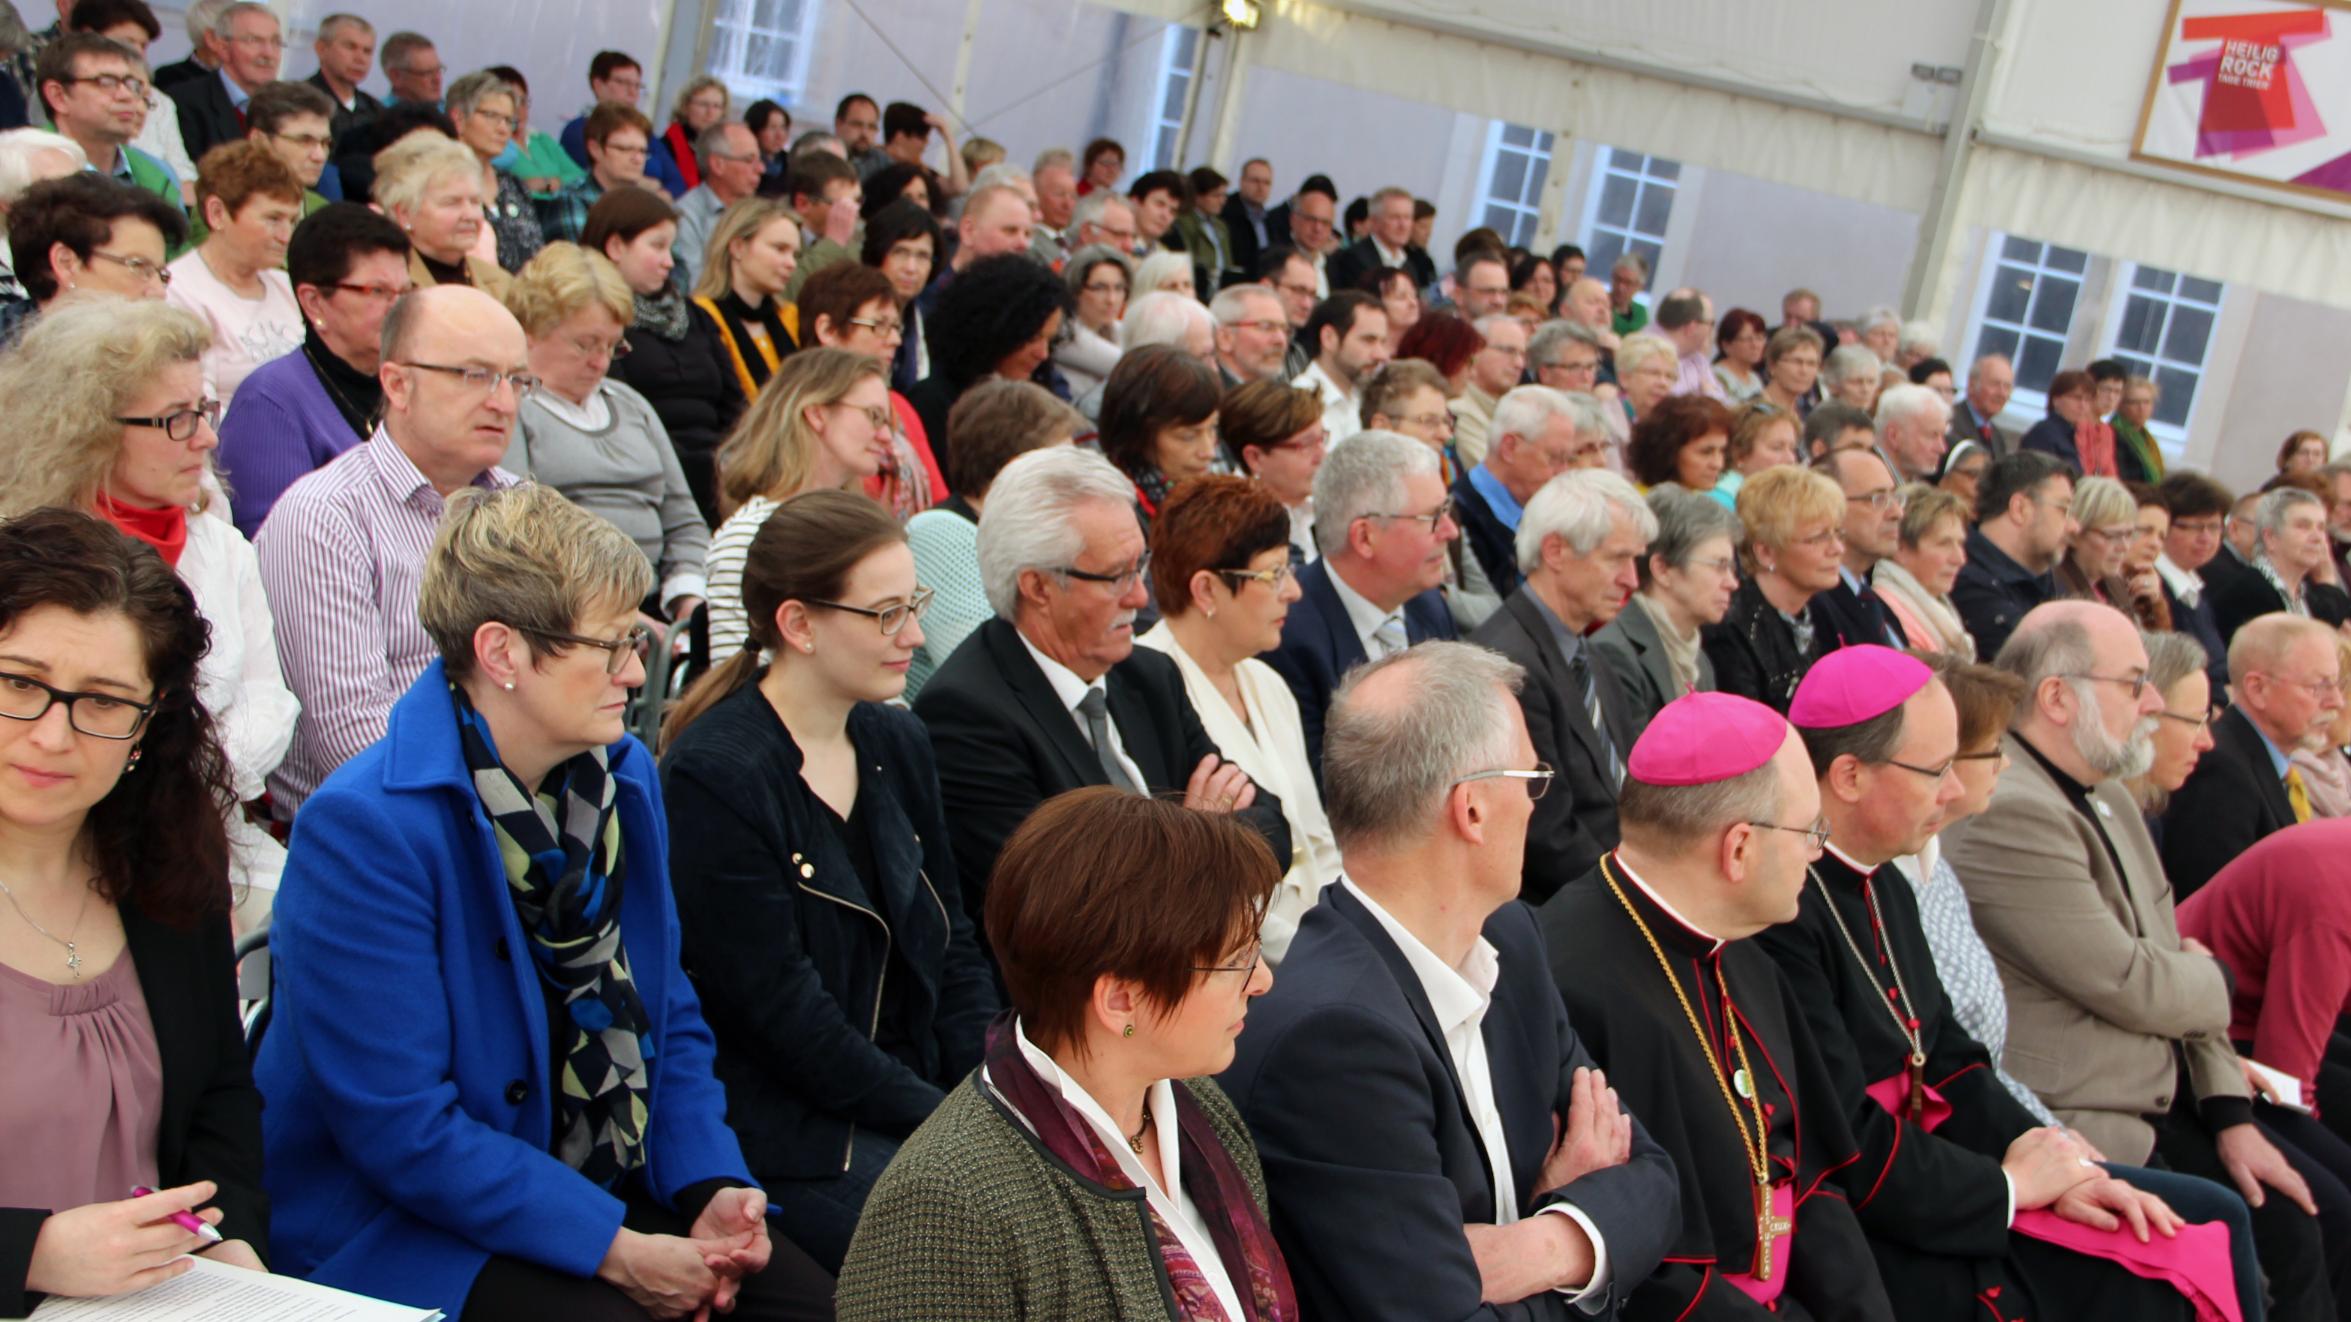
[1673,169,1920,327]
[2207,293,2351,493]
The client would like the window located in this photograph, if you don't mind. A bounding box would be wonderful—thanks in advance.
[1579,147,1677,276]
[709,0,822,104]
[1144,25,1201,172]
[2105,265,2223,432]
[1968,234,2087,398]
[1472,121,1555,248]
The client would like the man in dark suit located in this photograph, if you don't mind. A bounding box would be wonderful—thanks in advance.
[1470,469,1650,901]
[169,0,283,162]
[1326,185,1437,297]
[150,0,227,91]
[1260,430,1460,778]
[2162,613,2342,901]
[2211,487,2351,642]
[1220,156,1274,287]
[305,13,383,204]
[913,447,1289,927]
[1947,351,2016,460]
[1951,451,2072,661]
[1453,385,1606,600]
[1810,450,1908,652]
[1221,642,1679,1320]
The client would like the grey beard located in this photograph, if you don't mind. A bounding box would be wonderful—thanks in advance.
[2073,707,2157,781]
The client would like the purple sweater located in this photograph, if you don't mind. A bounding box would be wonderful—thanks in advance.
[218,349,369,539]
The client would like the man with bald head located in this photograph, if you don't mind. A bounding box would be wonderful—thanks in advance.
[1541,691,1899,1319]
[258,285,530,811]
[2164,613,2346,900]
[1809,449,1908,651]
[1949,601,2336,1322]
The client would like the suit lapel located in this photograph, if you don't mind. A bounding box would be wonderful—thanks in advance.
[1507,592,1607,773]
[984,620,1101,789]
[2224,708,2297,828]
[1620,601,1680,714]
[1103,666,1167,789]
[1305,563,1368,674]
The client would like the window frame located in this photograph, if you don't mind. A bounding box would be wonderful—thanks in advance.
[2100,262,2225,450]
[1576,145,1677,279]
[707,0,824,106]
[1961,232,2090,418]
[1470,120,1555,249]
[1142,24,1201,173]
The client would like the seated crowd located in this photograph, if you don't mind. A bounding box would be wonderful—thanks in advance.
[7,12,2351,1322]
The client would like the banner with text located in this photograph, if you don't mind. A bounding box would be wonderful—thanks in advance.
[2134,0,2351,204]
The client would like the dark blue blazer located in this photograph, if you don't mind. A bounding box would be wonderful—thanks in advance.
[255,662,755,1318]
[1949,526,2054,663]
[1810,574,1905,653]
[1452,468,1523,600]
[1220,884,1679,1319]
[2016,415,2082,473]
[1257,559,1457,782]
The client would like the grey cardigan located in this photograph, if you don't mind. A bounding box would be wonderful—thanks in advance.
[503,378,709,605]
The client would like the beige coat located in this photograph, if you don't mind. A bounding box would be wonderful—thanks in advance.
[1941,732,2247,1163]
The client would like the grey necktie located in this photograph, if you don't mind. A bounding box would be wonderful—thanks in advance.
[1371,613,1409,658]
[1076,686,1142,794]
[1568,649,1624,790]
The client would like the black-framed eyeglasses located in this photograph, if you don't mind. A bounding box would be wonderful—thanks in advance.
[1883,755,1958,780]
[2064,671,2148,700]
[1748,817,1831,851]
[58,72,147,97]
[1194,941,1262,983]
[531,624,657,674]
[1214,563,1295,593]
[0,670,155,740]
[806,586,934,636]
[115,398,223,442]
[1364,496,1455,535]
[1057,552,1150,595]
[398,361,540,394]
[1453,761,1555,800]
[1953,748,2006,762]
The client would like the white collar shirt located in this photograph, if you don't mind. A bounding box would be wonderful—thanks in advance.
[1325,562,1404,660]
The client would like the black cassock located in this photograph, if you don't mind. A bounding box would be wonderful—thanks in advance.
[1541,857,1895,1321]
[1750,849,2190,1322]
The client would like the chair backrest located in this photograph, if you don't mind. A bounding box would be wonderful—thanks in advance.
[627,603,711,754]
[234,927,271,1059]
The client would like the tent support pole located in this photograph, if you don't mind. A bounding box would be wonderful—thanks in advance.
[1901,0,2011,319]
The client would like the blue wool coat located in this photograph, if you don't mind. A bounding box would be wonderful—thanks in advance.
[254,660,754,1316]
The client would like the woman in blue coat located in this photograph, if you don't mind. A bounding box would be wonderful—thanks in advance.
[254,484,833,1321]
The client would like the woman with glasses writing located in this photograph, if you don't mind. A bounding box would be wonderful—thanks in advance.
[0,299,298,937]
[501,245,707,630]
[837,787,1293,1321]
[659,490,996,1273]
[0,509,272,1317]
[1704,464,1845,714]
[257,484,835,1320]
[1138,477,1339,966]
[706,348,896,657]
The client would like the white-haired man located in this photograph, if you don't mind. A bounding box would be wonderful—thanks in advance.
[1874,381,1951,485]
[1452,385,1606,600]
[912,445,1288,922]
[1210,283,1290,389]
[1469,468,1654,899]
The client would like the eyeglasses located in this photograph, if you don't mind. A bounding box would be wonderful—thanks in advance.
[1454,762,1556,800]
[226,32,285,48]
[2155,708,2215,734]
[1273,280,1317,300]
[1847,489,1905,511]
[329,280,411,302]
[805,586,935,636]
[1214,563,1296,593]
[847,316,905,339]
[1057,552,1150,595]
[830,402,894,431]
[1882,755,1957,780]
[1790,526,1845,549]
[1082,281,1129,296]
[1397,411,1454,433]
[115,398,223,442]
[570,334,631,361]
[1545,358,1601,375]
[2077,525,2136,543]
[59,72,146,97]
[1194,941,1263,984]
[602,142,651,160]
[272,131,333,151]
[469,109,516,130]
[1684,555,1738,576]
[397,361,541,394]
[532,624,657,674]
[2064,671,2149,700]
[1226,318,1286,335]
[1748,817,1831,851]
[1364,496,1455,535]
[86,249,169,286]
[0,670,156,740]
[2256,672,2344,701]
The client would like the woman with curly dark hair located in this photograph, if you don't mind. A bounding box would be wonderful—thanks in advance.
[1508,251,1558,317]
[901,253,1073,475]
[1626,392,1736,492]
[0,508,271,1311]
[861,199,943,393]
[1394,310,1484,397]
[859,162,936,222]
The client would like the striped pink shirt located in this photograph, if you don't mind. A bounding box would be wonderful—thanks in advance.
[255,429,515,811]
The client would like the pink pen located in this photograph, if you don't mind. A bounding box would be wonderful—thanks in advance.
[128,1186,224,1245]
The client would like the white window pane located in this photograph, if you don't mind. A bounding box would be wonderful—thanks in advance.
[1976,324,2020,364]
[1649,157,1681,182]
[1597,172,1636,227]
[1491,151,1527,203]
[2153,367,2199,425]
[1631,237,1663,270]
[2026,276,2078,335]
[1633,181,1673,238]
[2162,304,2213,363]
[2114,294,2161,354]
[1588,231,1625,275]
[2046,246,2088,274]
[1531,130,1556,154]
[1503,124,1536,150]
[1518,156,1550,209]
[1985,270,2032,325]
[2001,235,2042,263]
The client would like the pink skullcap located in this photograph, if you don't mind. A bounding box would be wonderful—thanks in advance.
[1788,645,1932,729]
[1626,691,1788,786]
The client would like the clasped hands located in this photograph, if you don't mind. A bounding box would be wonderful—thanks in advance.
[596,1187,773,1321]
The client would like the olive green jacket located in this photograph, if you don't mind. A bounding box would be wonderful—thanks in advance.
[836,1071,1270,1320]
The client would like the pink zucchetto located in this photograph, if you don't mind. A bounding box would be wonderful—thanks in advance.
[1788,645,1932,730]
[1626,691,1789,786]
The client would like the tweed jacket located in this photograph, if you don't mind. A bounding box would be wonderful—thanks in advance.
[1939,733,2248,1164]
[835,1072,1270,1320]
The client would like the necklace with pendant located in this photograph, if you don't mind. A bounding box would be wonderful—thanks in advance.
[0,874,94,978]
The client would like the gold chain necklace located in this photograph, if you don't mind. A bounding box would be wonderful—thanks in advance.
[1807,864,1928,1120]
[1600,856,1790,1279]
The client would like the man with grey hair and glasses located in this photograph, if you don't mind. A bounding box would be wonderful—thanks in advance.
[2213,486,2351,641]
[913,445,1287,925]
[1948,600,2335,1322]
[1453,385,1608,601]
[1222,640,1679,1321]
[1470,468,1654,898]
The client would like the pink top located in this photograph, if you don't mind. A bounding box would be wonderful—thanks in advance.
[0,950,163,1213]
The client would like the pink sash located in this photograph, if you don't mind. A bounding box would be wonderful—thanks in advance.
[1866,1071,2241,1322]
[1717,1181,1795,1306]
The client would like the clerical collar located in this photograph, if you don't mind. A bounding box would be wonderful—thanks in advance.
[1608,851,1725,955]
[1819,840,1884,879]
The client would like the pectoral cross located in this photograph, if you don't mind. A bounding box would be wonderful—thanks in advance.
[1753,1180,1792,1280]
[1907,1050,1927,1123]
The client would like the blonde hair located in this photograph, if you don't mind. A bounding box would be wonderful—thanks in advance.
[691,197,798,302]
[713,346,886,516]
[0,297,210,517]
[418,483,653,682]
[1614,332,1677,380]
[1133,250,1193,295]
[669,74,729,128]
[504,242,632,339]
[1734,463,1843,568]
[371,131,481,217]
[2068,475,2135,533]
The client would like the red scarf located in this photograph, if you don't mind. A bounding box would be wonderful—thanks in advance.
[94,492,189,567]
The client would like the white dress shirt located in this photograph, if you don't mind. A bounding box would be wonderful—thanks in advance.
[1287,499,1318,564]
[1017,631,1149,791]
[1324,563,1407,661]
[2154,552,2204,607]
[989,1019,1247,1321]
[1292,359,1361,448]
[1341,878,1612,1306]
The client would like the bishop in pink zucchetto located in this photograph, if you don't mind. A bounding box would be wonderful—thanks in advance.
[1625,690,1791,787]
[1786,644,1932,730]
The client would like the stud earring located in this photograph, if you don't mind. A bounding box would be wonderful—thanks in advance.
[125,748,142,771]
[503,680,515,691]
[1123,1023,1135,1038]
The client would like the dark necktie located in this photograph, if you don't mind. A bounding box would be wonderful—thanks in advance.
[1076,687,1141,794]
[1568,650,1623,790]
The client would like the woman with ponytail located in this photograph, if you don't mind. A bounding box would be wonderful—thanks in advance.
[659,489,997,1274]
